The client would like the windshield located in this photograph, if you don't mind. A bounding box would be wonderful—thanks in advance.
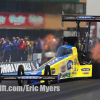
[56,47,72,57]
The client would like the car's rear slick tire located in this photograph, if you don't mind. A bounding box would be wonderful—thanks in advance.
[44,65,51,86]
[18,65,25,86]
[92,63,100,79]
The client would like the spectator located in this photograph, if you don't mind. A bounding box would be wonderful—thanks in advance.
[36,59,41,69]
[11,37,19,62]
[36,38,42,53]
[3,38,11,62]
[16,37,20,61]
[17,38,26,61]
[55,38,60,51]
[33,39,37,53]
[24,37,31,61]
[1,38,5,43]
[0,39,3,62]
[1,38,6,58]
[92,35,97,48]
[18,37,21,42]
[10,37,15,62]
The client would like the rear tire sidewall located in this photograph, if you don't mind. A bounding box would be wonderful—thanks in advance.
[92,63,100,79]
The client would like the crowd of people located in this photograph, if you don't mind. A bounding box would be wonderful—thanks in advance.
[0,34,98,63]
[33,36,60,53]
[0,37,31,62]
[0,34,60,63]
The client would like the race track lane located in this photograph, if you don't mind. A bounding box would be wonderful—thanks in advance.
[0,78,100,100]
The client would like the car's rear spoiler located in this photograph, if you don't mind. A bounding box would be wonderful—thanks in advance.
[62,11,100,26]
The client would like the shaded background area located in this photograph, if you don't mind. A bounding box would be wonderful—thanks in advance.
[0,0,90,63]
[0,29,63,41]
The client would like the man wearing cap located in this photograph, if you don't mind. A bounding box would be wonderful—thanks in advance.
[3,38,11,62]
[11,37,19,62]
[24,37,31,61]
[18,38,26,61]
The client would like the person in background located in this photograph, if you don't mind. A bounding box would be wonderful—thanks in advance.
[17,38,26,61]
[18,37,20,42]
[0,39,3,62]
[92,35,97,48]
[24,37,31,61]
[3,38,11,62]
[36,38,42,53]
[78,38,85,51]
[1,38,5,43]
[1,38,6,59]
[88,38,93,51]
[55,38,60,51]
[36,59,41,69]
[16,37,20,61]
[11,37,16,62]
[11,37,19,62]
[33,39,37,53]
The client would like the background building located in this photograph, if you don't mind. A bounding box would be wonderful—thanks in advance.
[0,0,86,40]
[0,0,87,62]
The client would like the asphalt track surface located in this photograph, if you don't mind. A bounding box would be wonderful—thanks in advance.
[0,78,100,100]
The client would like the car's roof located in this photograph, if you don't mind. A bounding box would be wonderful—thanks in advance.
[60,45,74,49]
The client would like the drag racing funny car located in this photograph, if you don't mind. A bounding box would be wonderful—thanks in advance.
[0,44,92,86]
[0,11,100,86]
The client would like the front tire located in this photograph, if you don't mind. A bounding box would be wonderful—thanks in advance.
[44,65,51,86]
[18,65,25,86]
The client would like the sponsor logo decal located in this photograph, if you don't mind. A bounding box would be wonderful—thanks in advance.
[83,72,89,74]
[19,76,42,79]
[0,62,36,74]
[74,59,79,65]
[74,68,78,71]
[61,65,66,73]
[9,15,26,25]
[31,71,41,75]
[28,15,43,24]
[72,72,76,74]
[67,60,73,70]
[74,59,77,65]
[4,77,16,79]
[0,16,6,24]
[81,68,90,71]
[0,13,45,27]
[31,72,37,75]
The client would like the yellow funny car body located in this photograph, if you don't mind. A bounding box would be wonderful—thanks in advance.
[32,45,92,84]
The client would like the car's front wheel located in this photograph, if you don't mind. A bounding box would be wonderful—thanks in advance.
[44,65,51,86]
[18,65,25,86]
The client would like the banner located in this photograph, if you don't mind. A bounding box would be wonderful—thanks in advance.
[0,13,45,27]
[0,61,37,74]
